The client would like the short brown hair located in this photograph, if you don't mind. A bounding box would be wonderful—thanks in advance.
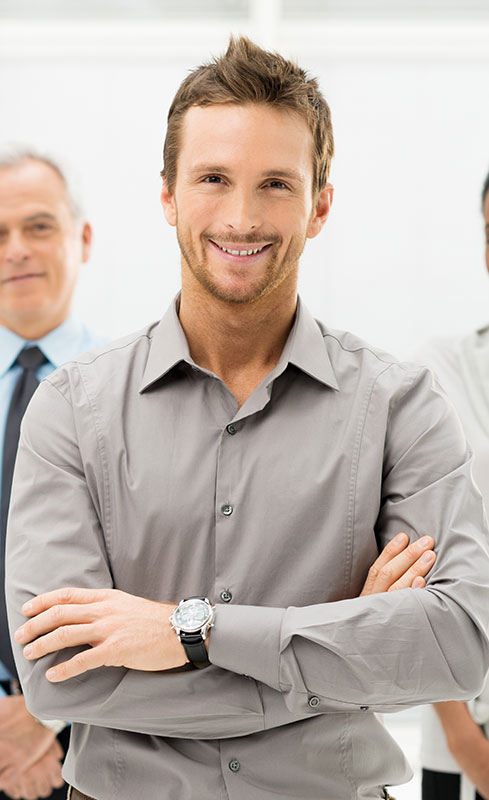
[162,36,334,196]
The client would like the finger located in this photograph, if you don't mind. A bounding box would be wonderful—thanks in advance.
[21,587,112,618]
[3,783,22,800]
[387,549,437,592]
[363,535,434,595]
[370,532,410,572]
[50,739,63,760]
[19,773,39,800]
[360,533,409,596]
[0,766,22,784]
[412,577,426,589]
[16,603,101,645]
[22,624,97,661]
[382,536,435,587]
[45,645,107,682]
[44,757,64,788]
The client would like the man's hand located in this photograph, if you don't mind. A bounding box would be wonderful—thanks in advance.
[0,741,64,800]
[15,589,188,683]
[14,536,435,683]
[434,701,489,800]
[0,696,60,781]
[360,532,436,596]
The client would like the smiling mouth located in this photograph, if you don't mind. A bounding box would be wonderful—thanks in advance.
[210,240,273,257]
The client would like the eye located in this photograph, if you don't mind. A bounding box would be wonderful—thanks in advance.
[265,180,289,190]
[202,175,225,185]
[28,223,53,235]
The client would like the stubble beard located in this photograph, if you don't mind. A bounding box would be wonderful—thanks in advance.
[177,227,307,305]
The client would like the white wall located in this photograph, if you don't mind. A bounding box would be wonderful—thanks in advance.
[1,13,489,358]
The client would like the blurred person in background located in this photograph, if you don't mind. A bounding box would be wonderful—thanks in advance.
[0,148,107,800]
[4,39,489,800]
[419,172,489,800]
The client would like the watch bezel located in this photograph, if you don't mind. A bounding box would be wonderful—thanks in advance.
[170,597,215,637]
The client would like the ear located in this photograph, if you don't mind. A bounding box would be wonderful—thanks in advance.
[80,222,92,263]
[161,176,177,227]
[307,183,334,239]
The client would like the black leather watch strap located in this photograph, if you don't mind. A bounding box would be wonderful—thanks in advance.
[180,632,210,669]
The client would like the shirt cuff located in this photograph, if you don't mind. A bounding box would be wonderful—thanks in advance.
[209,604,285,690]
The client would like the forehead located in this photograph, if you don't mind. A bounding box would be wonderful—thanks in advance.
[178,103,314,179]
[0,160,71,221]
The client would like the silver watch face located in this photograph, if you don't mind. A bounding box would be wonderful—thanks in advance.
[173,599,211,632]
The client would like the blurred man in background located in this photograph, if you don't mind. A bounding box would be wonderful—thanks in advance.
[419,172,489,800]
[0,148,106,799]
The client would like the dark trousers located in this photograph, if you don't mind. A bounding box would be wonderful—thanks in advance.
[422,768,484,800]
[0,725,70,800]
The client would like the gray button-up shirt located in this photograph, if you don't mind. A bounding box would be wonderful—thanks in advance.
[6,298,489,800]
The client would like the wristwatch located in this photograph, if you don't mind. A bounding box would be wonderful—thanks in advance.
[169,596,215,669]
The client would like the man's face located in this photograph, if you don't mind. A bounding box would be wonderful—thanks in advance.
[484,190,489,274]
[161,103,332,305]
[0,159,91,337]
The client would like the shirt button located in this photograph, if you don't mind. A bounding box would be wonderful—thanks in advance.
[226,424,237,435]
[229,759,240,773]
[308,696,320,709]
[220,590,232,603]
[221,504,233,516]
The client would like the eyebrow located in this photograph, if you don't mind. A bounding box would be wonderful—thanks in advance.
[24,213,57,223]
[187,165,305,184]
[0,212,57,231]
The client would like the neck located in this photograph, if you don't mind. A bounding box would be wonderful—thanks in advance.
[178,277,297,405]
[1,312,67,341]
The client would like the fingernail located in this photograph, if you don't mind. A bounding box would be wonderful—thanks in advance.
[46,669,56,681]
[24,645,32,657]
[394,533,406,544]
[418,536,432,547]
[15,628,24,641]
[22,602,32,614]
[422,550,435,562]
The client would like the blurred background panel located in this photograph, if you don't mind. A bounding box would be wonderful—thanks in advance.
[283,0,489,20]
[0,0,250,19]
[0,0,488,355]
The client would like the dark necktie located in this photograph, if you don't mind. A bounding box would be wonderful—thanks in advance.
[0,346,47,676]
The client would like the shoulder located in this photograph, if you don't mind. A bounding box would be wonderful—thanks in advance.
[43,322,159,404]
[317,320,432,399]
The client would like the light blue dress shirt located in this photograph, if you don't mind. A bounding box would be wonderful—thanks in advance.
[0,315,107,689]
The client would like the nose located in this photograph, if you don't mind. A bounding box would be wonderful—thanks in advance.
[223,186,262,235]
[4,231,31,264]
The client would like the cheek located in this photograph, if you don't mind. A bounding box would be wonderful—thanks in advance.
[281,207,311,242]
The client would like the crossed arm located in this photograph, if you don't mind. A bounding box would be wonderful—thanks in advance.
[14,532,436,684]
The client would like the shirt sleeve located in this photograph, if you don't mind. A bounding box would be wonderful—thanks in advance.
[5,380,265,740]
[210,366,489,714]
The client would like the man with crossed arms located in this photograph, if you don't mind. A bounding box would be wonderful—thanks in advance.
[5,38,489,800]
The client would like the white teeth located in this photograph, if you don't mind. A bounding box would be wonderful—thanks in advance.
[217,243,266,256]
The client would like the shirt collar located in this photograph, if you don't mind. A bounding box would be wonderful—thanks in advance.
[279,297,339,390]
[140,297,193,392]
[140,295,339,393]
[0,315,86,377]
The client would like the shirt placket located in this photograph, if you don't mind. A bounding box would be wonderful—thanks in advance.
[214,416,242,610]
